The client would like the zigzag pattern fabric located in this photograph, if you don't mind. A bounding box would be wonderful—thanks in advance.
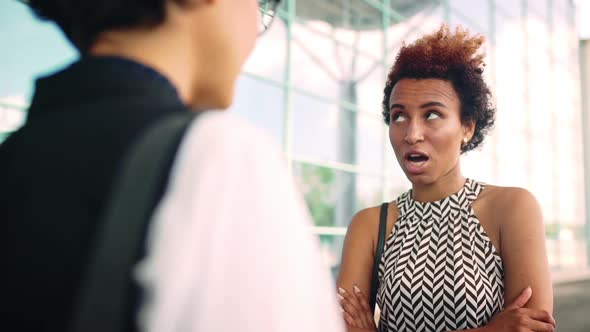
[377,179,504,332]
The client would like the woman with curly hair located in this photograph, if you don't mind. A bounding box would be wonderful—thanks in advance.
[336,25,555,332]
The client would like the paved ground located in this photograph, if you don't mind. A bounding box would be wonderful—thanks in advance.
[554,280,590,332]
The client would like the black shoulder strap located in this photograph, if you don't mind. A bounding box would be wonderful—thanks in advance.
[69,112,196,332]
[370,202,388,313]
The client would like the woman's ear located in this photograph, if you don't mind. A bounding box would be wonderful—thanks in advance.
[463,120,476,142]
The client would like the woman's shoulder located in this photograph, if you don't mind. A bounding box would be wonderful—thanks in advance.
[348,206,382,236]
[351,202,400,226]
[479,184,538,205]
[347,203,399,246]
[477,183,541,223]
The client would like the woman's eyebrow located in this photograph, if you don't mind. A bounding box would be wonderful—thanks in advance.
[420,101,447,109]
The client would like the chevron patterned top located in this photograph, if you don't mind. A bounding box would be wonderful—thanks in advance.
[377,179,504,332]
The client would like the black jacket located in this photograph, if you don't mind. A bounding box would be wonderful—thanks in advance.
[0,56,190,331]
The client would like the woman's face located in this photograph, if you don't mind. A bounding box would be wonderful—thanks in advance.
[388,78,474,185]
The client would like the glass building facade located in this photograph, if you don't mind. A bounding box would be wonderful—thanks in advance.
[1,0,587,274]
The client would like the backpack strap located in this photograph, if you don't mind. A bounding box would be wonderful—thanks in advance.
[69,112,196,332]
[370,202,388,313]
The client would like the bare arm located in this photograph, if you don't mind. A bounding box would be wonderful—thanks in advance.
[336,207,381,332]
[499,188,553,313]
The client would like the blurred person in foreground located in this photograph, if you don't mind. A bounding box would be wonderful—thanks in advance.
[336,25,555,332]
[0,0,344,331]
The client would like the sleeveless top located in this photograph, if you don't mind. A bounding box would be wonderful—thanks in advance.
[376,179,504,332]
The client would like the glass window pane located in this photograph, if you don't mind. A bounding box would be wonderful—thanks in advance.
[528,0,548,20]
[290,22,386,104]
[292,1,385,103]
[243,17,287,82]
[495,14,527,138]
[556,149,580,223]
[384,141,412,199]
[449,0,490,35]
[230,76,285,143]
[357,171,385,208]
[357,64,386,116]
[318,234,345,279]
[554,0,573,17]
[389,0,440,20]
[386,181,411,201]
[496,91,527,136]
[545,236,558,267]
[553,65,576,125]
[358,28,385,60]
[296,0,383,34]
[553,9,574,65]
[527,15,550,54]
[529,54,552,137]
[558,225,588,268]
[463,149,495,184]
[530,139,556,223]
[293,162,383,228]
[292,93,384,170]
[356,114,386,172]
[496,131,529,188]
[385,4,446,53]
[292,94,340,161]
[495,0,521,18]
[291,23,340,100]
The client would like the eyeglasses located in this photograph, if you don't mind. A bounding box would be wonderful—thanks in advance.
[258,0,281,36]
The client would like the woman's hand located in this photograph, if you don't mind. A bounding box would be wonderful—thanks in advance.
[337,285,376,330]
[481,287,556,332]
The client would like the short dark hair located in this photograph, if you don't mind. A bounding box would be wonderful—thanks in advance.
[23,0,190,51]
[382,24,495,153]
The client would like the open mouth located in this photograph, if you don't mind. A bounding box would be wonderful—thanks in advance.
[405,152,429,164]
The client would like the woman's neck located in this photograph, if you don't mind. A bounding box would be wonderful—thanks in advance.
[411,170,466,202]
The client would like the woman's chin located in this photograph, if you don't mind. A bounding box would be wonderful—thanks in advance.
[405,172,436,186]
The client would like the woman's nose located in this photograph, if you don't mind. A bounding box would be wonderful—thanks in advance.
[404,121,424,145]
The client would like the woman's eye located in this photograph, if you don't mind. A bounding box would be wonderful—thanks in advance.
[426,112,441,120]
[391,113,406,122]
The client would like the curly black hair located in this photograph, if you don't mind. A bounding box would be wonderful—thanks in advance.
[22,0,192,51]
[382,24,495,153]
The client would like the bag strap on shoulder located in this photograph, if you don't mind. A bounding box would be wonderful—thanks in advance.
[69,112,196,332]
[370,202,388,313]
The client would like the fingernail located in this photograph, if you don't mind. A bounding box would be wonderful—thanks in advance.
[337,293,344,301]
[353,285,361,293]
[338,287,346,294]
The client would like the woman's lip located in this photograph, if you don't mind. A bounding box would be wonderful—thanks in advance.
[404,150,429,159]
[403,158,429,174]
